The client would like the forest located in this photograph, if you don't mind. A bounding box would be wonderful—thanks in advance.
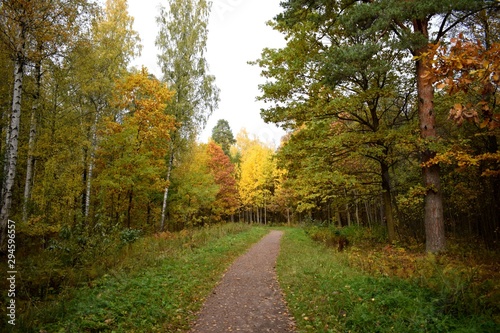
[0,0,499,331]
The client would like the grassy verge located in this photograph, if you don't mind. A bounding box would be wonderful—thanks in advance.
[19,223,268,332]
[277,228,499,333]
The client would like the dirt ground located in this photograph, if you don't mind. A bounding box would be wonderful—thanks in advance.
[189,230,296,333]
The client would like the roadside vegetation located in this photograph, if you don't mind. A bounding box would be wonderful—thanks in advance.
[2,224,498,332]
[277,227,500,333]
[10,224,267,332]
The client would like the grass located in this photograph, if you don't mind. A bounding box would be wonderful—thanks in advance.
[276,227,499,333]
[11,224,499,332]
[18,223,268,332]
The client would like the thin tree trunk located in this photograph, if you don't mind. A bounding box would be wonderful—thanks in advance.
[0,55,24,249]
[127,189,133,229]
[84,113,99,220]
[346,204,351,226]
[355,196,360,227]
[381,161,396,243]
[365,201,372,228]
[264,199,267,225]
[336,204,341,227]
[23,60,42,222]
[160,151,174,231]
[414,27,445,252]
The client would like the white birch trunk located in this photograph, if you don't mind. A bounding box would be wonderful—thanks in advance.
[84,113,99,219]
[0,56,24,248]
[160,151,174,231]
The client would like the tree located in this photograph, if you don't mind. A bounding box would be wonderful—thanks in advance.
[0,0,93,248]
[168,143,218,228]
[95,68,175,229]
[255,1,417,242]
[238,140,276,224]
[74,0,140,220]
[156,0,219,231]
[206,141,239,220]
[211,119,236,156]
[427,33,500,244]
[268,0,499,252]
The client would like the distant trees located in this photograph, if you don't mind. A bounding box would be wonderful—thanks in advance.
[238,138,275,224]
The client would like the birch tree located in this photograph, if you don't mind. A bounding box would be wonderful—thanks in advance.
[156,0,219,231]
[69,0,140,220]
[0,0,91,248]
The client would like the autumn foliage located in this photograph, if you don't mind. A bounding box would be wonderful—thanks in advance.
[206,141,239,219]
[430,37,500,129]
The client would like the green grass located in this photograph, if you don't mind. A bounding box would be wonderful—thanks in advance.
[276,228,499,333]
[20,223,268,332]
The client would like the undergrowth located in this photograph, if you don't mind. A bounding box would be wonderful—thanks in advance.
[277,227,500,333]
[11,223,267,332]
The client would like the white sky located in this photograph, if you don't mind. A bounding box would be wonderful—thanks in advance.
[127,0,287,147]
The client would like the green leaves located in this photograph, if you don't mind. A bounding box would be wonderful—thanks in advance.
[211,119,236,156]
[156,0,219,141]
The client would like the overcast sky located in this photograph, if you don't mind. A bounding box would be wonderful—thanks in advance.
[127,0,287,146]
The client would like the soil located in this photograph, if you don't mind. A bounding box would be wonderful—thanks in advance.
[189,230,296,333]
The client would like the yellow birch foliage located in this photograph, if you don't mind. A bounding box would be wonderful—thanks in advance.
[238,141,275,209]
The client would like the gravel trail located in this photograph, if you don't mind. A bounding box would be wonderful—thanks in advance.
[189,230,296,333]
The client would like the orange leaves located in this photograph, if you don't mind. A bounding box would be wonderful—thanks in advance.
[206,141,239,217]
[448,103,479,126]
[429,36,500,129]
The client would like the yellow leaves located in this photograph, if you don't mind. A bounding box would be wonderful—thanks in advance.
[238,138,276,207]
[111,68,176,155]
[422,149,500,177]
[114,67,175,113]
[482,59,490,70]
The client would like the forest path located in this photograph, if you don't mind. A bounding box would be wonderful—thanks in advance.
[189,230,296,333]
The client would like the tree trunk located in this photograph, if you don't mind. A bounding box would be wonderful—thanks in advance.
[264,204,267,225]
[336,205,341,227]
[414,22,446,252]
[355,196,360,226]
[23,59,42,222]
[160,150,174,231]
[127,189,133,229]
[365,201,372,228]
[381,161,396,243]
[84,114,99,220]
[0,55,24,249]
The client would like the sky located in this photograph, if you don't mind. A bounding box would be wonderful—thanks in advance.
[127,0,287,147]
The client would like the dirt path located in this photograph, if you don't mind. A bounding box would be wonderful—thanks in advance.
[189,230,296,333]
